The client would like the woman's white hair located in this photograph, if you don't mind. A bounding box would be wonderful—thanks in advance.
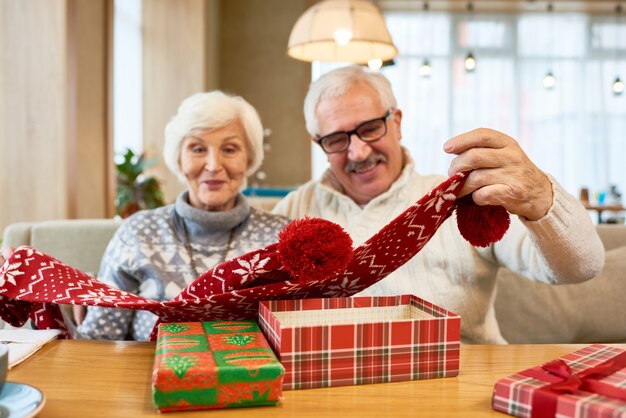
[303,65,398,137]
[163,91,264,183]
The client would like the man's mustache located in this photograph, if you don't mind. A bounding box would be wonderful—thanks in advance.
[345,153,387,173]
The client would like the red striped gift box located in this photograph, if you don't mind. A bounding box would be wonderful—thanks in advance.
[492,344,626,418]
[258,294,461,390]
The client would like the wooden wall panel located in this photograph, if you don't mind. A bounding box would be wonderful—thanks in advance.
[0,1,69,231]
[74,0,109,219]
[219,0,311,189]
[142,0,210,204]
[0,0,109,233]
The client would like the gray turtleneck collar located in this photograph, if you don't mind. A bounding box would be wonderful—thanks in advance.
[174,191,251,239]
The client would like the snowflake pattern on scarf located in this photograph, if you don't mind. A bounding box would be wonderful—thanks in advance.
[0,172,507,340]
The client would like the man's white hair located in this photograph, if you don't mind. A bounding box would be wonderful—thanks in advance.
[163,91,264,183]
[303,65,398,137]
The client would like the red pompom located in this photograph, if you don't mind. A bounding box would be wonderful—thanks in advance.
[455,195,510,247]
[277,217,353,281]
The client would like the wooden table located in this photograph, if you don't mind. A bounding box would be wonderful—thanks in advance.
[8,341,625,417]
[582,203,625,224]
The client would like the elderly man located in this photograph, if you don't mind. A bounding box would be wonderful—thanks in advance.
[273,65,604,344]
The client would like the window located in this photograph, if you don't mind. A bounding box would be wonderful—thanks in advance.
[113,0,143,159]
[312,10,626,202]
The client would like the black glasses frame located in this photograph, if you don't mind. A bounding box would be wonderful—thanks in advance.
[315,109,393,154]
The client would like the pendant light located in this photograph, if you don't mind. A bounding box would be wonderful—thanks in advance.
[543,3,556,90]
[419,1,433,78]
[368,58,384,70]
[464,2,476,73]
[613,77,624,95]
[287,0,397,65]
[542,71,556,89]
[612,3,624,96]
[464,52,477,72]
[419,59,433,78]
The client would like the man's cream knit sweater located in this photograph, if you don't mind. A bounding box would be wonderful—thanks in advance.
[273,157,604,343]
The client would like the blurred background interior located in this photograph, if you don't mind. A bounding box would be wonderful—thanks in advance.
[1,0,625,233]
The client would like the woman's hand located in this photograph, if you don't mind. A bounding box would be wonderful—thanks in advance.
[444,128,553,221]
[73,305,87,325]
[0,246,16,266]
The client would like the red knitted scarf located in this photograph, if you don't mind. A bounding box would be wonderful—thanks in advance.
[0,172,509,340]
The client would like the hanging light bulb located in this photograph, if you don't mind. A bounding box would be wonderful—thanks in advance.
[419,59,432,78]
[368,58,383,71]
[464,3,476,73]
[611,4,623,96]
[464,52,476,72]
[613,76,624,95]
[333,28,352,46]
[543,71,556,89]
[543,3,556,89]
[419,2,433,78]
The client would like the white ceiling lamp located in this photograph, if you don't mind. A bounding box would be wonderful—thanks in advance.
[464,2,477,73]
[419,1,433,78]
[543,3,556,90]
[613,76,624,95]
[542,71,556,89]
[612,3,624,96]
[287,0,398,67]
[419,59,433,78]
[464,52,477,72]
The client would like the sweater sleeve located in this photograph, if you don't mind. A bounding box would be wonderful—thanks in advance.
[519,175,604,282]
[76,224,139,340]
[485,175,604,285]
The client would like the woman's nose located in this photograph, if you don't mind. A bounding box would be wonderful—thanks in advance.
[204,151,222,172]
[346,133,373,162]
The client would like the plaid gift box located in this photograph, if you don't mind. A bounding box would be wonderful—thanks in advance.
[258,294,461,390]
[151,320,284,412]
[492,344,626,418]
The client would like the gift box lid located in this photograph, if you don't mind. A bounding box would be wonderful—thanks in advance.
[152,320,284,412]
[492,344,626,418]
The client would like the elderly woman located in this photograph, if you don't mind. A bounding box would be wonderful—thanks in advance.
[74,91,290,340]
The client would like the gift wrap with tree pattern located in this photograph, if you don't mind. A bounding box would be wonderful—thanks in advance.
[152,320,284,412]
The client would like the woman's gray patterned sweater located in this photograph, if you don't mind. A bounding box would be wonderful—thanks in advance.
[77,191,290,340]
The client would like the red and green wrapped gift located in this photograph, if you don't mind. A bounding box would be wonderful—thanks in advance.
[151,320,284,412]
[492,344,626,418]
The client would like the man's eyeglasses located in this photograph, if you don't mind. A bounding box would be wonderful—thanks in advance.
[315,109,393,154]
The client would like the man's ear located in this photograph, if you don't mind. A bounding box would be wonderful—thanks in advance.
[392,108,403,141]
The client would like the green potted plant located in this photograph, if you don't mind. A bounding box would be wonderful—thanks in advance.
[116,148,165,218]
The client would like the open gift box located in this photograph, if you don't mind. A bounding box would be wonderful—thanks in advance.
[258,294,461,390]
